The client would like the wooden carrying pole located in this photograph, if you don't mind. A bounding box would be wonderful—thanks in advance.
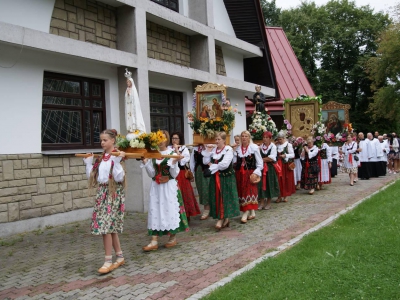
[75,152,181,159]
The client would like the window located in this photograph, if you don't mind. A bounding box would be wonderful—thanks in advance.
[150,0,179,12]
[149,89,183,135]
[42,72,106,150]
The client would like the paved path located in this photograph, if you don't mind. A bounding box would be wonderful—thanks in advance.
[0,172,398,300]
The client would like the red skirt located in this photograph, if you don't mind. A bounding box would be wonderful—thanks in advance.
[235,169,259,212]
[278,160,296,197]
[176,170,201,217]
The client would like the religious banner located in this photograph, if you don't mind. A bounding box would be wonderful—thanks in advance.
[187,82,241,144]
[283,95,322,138]
[321,101,351,135]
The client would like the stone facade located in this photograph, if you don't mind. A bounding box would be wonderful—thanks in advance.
[147,21,191,67]
[50,0,117,49]
[0,154,91,223]
[215,45,226,76]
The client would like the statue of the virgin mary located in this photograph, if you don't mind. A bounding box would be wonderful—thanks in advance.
[124,68,146,140]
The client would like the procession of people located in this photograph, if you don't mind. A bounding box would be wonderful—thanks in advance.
[81,73,399,274]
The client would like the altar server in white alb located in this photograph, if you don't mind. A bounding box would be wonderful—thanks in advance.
[378,135,390,176]
[367,132,382,177]
[357,132,373,180]
[318,142,332,190]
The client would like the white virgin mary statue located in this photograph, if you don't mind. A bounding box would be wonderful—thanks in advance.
[124,68,146,140]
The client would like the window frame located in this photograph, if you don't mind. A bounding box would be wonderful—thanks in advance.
[149,88,184,135]
[150,0,179,12]
[41,72,106,151]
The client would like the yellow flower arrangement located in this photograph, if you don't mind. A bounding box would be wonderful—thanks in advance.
[116,130,167,150]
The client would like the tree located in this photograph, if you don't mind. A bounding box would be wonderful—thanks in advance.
[260,0,282,27]
[367,5,400,131]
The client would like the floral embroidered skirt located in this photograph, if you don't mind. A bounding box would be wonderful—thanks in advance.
[258,163,280,199]
[209,173,240,220]
[176,170,201,217]
[90,183,125,235]
[236,169,259,211]
[195,165,211,206]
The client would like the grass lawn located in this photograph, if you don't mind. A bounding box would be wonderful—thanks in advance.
[203,180,400,300]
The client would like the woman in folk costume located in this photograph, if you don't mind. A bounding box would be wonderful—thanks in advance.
[292,137,303,190]
[169,132,201,221]
[330,145,339,178]
[258,131,280,210]
[190,144,211,220]
[140,130,189,251]
[83,129,126,274]
[300,137,320,195]
[203,132,240,230]
[233,131,263,223]
[124,68,146,136]
[341,134,359,186]
[275,131,296,202]
[317,142,332,190]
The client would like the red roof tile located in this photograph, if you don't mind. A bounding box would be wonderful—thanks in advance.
[246,27,315,112]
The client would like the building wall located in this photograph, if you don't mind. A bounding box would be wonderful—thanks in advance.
[215,45,226,76]
[222,48,244,81]
[0,0,55,33]
[50,0,117,49]
[0,154,91,223]
[213,0,236,37]
[146,21,191,67]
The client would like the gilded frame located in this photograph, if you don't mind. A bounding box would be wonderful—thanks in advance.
[285,100,320,138]
[195,83,227,120]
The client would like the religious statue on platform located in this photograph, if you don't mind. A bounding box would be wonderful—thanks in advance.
[251,85,266,112]
[124,68,146,141]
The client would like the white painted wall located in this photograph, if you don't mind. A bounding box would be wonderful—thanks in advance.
[213,0,236,37]
[228,89,247,142]
[178,0,189,17]
[0,43,120,154]
[222,47,244,81]
[0,0,55,33]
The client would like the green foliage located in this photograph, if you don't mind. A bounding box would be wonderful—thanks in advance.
[367,18,400,130]
[204,180,400,299]
[260,0,281,26]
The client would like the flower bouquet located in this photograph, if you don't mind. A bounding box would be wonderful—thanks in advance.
[311,121,327,148]
[281,119,293,139]
[116,130,167,151]
[248,111,278,142]
[332,123,354,146]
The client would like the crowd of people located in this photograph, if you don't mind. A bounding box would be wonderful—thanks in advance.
[82,128,399,274]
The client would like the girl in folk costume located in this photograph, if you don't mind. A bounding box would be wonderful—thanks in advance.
[258,131,280,210]
[83,129,126,274]
[169,132,201,221]
[340,134,359,186]
[190,144,211,220]
[275,131,296,202]
[233,131,263,223]
[317,142,332,190]
[300,137,320,195]
[140,130,189,251]
[203,132,240,230]
[292,137,303,190]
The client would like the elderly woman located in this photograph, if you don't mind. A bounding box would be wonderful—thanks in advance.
[341,134,359,186]
[258,131,280,210]
[233,130,263,223]
[275,131,296,202]
[300,137,320,195]
[203,132,240,230]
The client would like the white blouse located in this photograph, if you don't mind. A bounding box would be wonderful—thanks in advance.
[202,145,234,174]
[301,145,319,160]
[140,149,180,179]
[260,143,277,162]
[189,146,205,173]
[233,143,263,176]
[321,143,333,162]
[276,141,295,162]
[84,155,125,183]
[168,145,189,167]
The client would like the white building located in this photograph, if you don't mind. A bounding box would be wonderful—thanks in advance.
[0,0,277,236]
